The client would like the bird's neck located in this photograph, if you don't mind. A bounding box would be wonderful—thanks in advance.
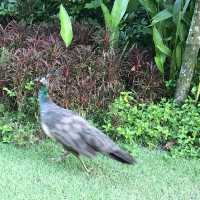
[38,85,49,106]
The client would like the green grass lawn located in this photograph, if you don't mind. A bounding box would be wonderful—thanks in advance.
[0,141,200,200]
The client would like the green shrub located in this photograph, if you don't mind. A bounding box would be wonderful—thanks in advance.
[120,6,150,47]
[138,0,195,81]
[0,0,17,24]
[0,0,17,16]
[3,0,102,24]
[3,80,38,118]
[103,92,200,158]
[0,0,86,24]
[0,112,40,145]
[1,21,124,115]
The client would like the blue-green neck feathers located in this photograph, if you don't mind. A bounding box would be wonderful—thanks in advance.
[38,85,49,106]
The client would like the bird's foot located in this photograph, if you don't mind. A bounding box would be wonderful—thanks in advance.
[83,165,93,174]
[78,157,93,174]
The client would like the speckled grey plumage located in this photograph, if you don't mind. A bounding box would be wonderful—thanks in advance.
[38,78,135,164]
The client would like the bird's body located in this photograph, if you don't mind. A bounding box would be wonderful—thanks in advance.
[38,82,135,167]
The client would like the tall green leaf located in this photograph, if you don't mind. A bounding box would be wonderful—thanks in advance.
[177,21,187,41]
[183,0,191,14]
[173,0,183,23]
[153,27,171,56]
[85,0,102,9]
[151,9,173,26]
[101,3,112,30]
[59,4,73,47]
[138,0,157,16]
[111,0,129,28]
[154,52,166,73]
[175,42,182,69]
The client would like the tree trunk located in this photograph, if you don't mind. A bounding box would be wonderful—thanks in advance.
[175,0,200,104]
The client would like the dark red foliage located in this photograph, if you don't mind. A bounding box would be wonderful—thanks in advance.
[0,21,164,112]
[0,21,123,111]
[122,47,165,101]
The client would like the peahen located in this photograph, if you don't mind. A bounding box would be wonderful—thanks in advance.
[36,76,135,172]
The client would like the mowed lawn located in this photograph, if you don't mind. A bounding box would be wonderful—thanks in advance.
[0,141,200,200]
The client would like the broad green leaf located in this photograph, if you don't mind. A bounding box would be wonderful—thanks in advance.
[183,0,191,14]
[173,0,182,23]
[177,21,187,41]
[101,3,113,30]
[173,0,182,16]
[151,9,173,26]
[195,80,200,102]
[154,53,166,73]
[155,56,162,73]
[175,42,182,68]
[59,4,73,47]
[109,27,119,48]
[85,0,102,9]
[170,42,182,79]
[139,0,157,16]
[170,51,177,79]
[111,0,129,28]
[153,27,171,56]
[173,0,191,23]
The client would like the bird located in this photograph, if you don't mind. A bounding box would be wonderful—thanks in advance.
[35,76,135,172]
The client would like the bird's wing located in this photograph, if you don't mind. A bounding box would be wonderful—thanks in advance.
[41,102,134,164]
[41,108,98,157]
[73,120,135,164]
[41,106,118,157]
[60,115,119,154]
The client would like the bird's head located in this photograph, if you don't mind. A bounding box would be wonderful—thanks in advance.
[34,76,49,102]
[34,77,49,87]
[34,68,62,87]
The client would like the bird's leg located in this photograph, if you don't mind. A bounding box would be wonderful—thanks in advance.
[77,156,91,173]
[59,150,70,161]
[70,151,92,173]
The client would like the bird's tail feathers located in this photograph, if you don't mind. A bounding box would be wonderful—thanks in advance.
[109,149,136,164]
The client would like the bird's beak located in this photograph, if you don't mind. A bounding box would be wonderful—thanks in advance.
[34,78,41,87]
[34,77,40,83]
